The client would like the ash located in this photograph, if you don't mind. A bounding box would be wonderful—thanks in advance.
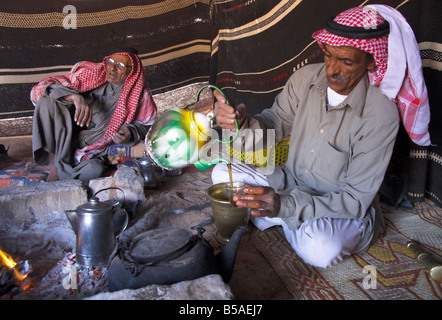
[0,267,16,296]
[10,251,108,300]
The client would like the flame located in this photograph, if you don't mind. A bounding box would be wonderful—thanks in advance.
[0,248,16,269]
[0,249,28,282]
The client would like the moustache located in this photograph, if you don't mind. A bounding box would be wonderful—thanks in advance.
[332,73,346,81]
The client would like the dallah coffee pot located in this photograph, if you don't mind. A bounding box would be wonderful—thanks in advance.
[126,150,165,189]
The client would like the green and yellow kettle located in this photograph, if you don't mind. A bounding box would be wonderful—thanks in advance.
[145,85,238,171]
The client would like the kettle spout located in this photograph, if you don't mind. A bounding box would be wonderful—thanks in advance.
[194,157,230,171]
[65,210,78,234]
[215,225,248,283]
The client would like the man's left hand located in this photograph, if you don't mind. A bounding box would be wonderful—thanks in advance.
[112,126,132,144]
[234,186,280,218]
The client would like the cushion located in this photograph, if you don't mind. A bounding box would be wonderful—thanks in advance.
[0,160,48,187]
[106,141,146,164]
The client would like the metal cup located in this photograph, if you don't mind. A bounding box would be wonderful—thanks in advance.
[206,183,250,244]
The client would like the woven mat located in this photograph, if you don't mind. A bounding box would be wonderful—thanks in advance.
[253,202,442,300]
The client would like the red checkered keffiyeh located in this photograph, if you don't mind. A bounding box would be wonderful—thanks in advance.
[30,51,157,161]
[312,5,431,146]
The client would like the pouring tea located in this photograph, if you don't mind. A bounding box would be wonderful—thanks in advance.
[145,85,239,171]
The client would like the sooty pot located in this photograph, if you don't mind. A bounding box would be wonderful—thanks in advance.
[107,225,248,291]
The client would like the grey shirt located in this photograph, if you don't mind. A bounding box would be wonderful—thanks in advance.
[244,63,400,252]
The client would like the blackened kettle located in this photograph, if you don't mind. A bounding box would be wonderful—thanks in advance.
[107,225,248,291]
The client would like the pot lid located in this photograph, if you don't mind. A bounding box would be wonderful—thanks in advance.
[128,227,194,264]
[77,197,112,214]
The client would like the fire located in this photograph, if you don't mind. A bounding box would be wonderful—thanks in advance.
[0,249,17,269]
[0,248,29,282]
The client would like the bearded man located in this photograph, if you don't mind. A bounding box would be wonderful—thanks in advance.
[212,5,431,268]
[31,48,157,181]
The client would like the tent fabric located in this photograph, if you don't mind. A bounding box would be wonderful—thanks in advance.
[0,0,212,120]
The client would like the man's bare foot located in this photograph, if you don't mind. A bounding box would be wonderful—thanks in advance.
[46,153,59,181]
[27,162,50,171]
[47,166,59,181]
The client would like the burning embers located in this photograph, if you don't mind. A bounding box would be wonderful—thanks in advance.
[0,248,108,300]
[0,248,32,296]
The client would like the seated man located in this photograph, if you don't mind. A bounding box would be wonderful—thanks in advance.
[212,5,430,268]
[30,48,157,181]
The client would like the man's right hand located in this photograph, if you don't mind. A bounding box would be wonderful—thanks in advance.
[213,90,247,130]
[64,94,92,127]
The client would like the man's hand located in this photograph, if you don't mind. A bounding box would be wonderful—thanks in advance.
[112,126,132,144]
[234,186,280,218]
[64,94,92,127]
[213,90,247,130]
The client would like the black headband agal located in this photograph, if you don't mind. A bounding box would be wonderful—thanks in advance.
[324,16,390,39]
[105,48,139,57]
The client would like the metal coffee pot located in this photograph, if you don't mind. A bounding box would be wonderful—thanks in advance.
[126,151,165,189]
[65,197,129,267]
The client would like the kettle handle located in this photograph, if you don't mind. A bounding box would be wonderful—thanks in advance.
[113,208,129,236]
[94,187,126,203]
[93,187,129,236]
[195,84,239,144]
[196,84,230,105]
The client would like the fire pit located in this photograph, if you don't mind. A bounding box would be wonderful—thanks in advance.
[0,180,87,299]
[0,168,231,300]
[0,236,80,299]
[0,249,32,296]
[2,251,108,300]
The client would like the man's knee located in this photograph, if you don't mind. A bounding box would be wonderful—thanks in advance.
[211,163,229,184]
[293,228,344,268]
[77,159,105,181]
[211,162,270,186]
[291,218,362,269]
[35,95,73,123]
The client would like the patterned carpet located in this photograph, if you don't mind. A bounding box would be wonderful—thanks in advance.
[253,202,442,300]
